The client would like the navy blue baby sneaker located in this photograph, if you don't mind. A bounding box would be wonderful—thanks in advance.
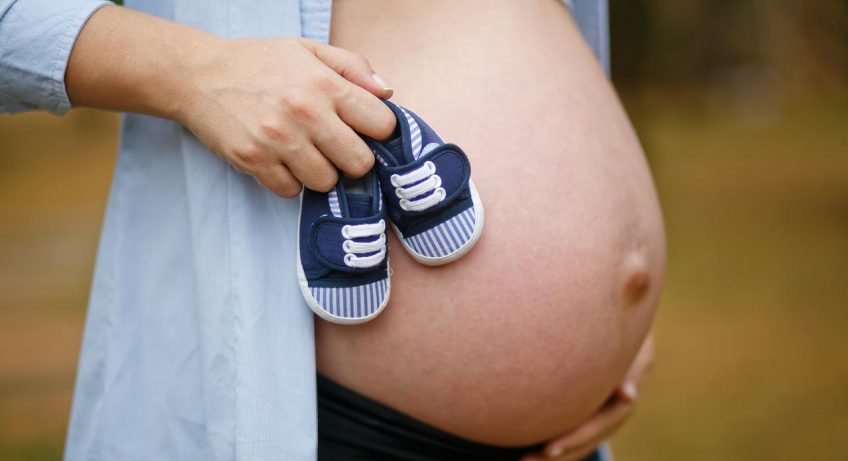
[365,101,484,265]
[297,173,390,324]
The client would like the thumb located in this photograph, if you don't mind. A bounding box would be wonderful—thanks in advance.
[616,378,639,403]
[302,40,394,98]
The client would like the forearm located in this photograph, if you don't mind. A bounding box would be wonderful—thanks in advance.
[64,4,395,197]
[66,5,214,122]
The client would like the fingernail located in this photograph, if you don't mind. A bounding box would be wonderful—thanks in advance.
[372,73,392,91]
[622,380,638,401]
[547,446,564,458]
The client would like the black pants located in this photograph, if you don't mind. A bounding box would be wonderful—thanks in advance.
[317,374,602,461]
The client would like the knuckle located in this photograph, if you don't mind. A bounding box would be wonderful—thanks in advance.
[259,119,290,143]
[331,80,353,103]
[376,107,397,136]
[310,71,339,93]
[232,142,263,165]
[279,180,302,198]
[347,152,374,177]
[312,168,339,192]
[259,168,301,198]
[280,91,314,118]
[278,139,305,158]
[351,52,371,69]
[341,132,363,153]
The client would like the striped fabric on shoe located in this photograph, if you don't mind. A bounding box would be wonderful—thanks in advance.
[364,100,485,265]
[404,208,477,259]
[308,279,389,320]
[297,172,391,324]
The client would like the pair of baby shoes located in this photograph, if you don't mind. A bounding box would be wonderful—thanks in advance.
[297,101,485,324]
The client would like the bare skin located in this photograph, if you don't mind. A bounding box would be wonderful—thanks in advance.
[316,0,666,448]
[63,1,662,456]
[526,334,654,460]
[66,6,396,196]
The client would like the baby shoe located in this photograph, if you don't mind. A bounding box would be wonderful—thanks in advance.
[297,172,390,324]
[364,101,484,265]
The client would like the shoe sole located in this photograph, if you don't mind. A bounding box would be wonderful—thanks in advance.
[296,191,391,325]
[394,179,485,266]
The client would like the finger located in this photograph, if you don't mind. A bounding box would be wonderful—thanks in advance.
[311,115,375,178]
[519,444,601,461]
[631,332,655,381]
[334,83,397,141]
[545,401,633,458]
[253,163,302,198]
[617,333,655,402]
[558,443,602,461]
[544,400,634,458]
[616,379,639,403]
[283,143,339,192]
[302,40,394,98]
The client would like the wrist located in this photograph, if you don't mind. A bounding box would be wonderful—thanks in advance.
[66,6,222,122]
[156,31,222,125]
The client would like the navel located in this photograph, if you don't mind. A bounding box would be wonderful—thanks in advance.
[622,251,651,305]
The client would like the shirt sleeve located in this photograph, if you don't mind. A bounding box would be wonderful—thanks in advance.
[571,0,610,75]
[0,0,112,115]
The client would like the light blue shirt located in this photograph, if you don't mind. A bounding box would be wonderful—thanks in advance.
[0,1,607,460]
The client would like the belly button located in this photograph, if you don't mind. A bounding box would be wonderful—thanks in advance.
[622,252,651,305]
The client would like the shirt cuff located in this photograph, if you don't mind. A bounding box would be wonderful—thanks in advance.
[0,0,113,115]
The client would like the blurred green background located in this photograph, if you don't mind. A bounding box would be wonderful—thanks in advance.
[1,1,847,460]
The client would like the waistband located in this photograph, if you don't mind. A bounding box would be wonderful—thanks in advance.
[317,374,602,461]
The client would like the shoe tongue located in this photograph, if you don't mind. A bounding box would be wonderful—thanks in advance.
[383,137,406,163]
[383,106,445,164]
[345,194,373,218]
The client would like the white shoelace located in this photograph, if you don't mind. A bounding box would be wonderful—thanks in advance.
[341,220,386,268]
[390,161,447,212]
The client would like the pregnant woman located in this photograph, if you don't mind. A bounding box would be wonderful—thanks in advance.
[0,0,663,460]
[317,1,665,459]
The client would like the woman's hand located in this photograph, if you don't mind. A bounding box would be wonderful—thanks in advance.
[521,333,655,461]
[67,6,396,197]
[181,37,396,197]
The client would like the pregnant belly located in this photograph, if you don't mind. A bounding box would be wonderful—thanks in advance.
[316,0,666,446]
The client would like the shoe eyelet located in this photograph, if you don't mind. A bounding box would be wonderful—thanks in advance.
[343,253,355,266]
[341,225,352,239]
[390,174,401,188]
[342,240,353,253]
